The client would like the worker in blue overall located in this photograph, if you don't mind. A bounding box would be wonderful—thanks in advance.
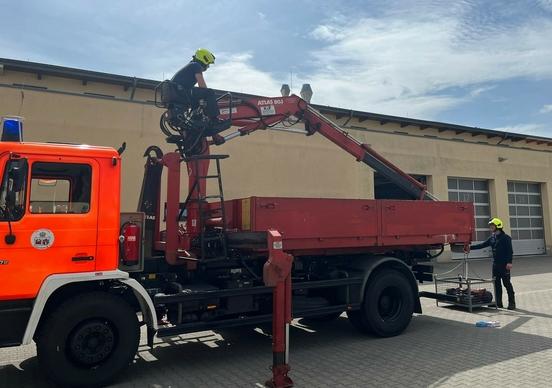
[467,218,516,310]
[171,48,228,132]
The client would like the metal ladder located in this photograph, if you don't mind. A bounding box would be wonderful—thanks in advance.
[186,154,229,260]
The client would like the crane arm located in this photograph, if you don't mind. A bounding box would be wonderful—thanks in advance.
[148,91,434,264]
[215,94,434,200]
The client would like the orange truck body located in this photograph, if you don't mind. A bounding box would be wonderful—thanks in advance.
[0,142,120,301]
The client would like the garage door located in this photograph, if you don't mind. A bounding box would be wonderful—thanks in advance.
[508,181,546,256]
[448,178,492,258]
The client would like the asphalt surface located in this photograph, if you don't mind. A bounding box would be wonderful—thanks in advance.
[1,255,551,387]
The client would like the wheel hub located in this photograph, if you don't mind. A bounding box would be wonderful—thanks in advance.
[378,287,402,321]
[68,320,116,367]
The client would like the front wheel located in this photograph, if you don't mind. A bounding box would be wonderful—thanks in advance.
[36,291,140,388]
[348,269,415,337]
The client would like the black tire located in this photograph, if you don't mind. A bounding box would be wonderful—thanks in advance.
[346,310,372,334]
[349,269,415,337]
[36,291,140,388]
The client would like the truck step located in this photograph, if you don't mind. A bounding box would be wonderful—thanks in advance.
[153,278,363,305]
[202,235,225,242]
[154,285,273,304]
[157,314,273,337]
[156,304,359,338]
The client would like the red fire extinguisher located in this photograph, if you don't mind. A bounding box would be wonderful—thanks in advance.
[120,222,140,266]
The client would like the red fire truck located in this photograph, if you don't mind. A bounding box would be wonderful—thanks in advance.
[0,89,473,387]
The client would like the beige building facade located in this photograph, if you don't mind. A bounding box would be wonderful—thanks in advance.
[1,58,551,259]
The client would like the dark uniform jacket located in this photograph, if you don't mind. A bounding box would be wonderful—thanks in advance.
[471,232,513,266]
[172,61,204,89]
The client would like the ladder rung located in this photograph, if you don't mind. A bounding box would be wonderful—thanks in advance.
[203,195,223,200]
[189,198,222,203]
[198,175,220,179]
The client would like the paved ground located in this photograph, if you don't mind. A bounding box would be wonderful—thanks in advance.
[2,256,552,387]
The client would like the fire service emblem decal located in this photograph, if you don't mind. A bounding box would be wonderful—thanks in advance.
[31,229,55,250]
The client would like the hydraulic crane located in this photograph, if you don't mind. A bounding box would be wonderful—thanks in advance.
[152,90,437,264]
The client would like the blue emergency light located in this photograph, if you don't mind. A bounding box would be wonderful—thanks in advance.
[1,117,23,142]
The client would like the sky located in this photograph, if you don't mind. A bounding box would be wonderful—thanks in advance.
[1,0,551,136]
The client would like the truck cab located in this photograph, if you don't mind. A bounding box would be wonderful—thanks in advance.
[0,140,122,345]
[0,129,157,387]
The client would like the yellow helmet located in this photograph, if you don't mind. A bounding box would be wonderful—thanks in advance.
[488,218,503,229]
[194,48,216,66]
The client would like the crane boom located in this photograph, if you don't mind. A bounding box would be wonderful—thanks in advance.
[213,94,434,200]
[151,92,437,264]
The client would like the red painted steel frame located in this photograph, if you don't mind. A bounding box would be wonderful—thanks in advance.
[263,230,294,388]
[186,142,211,238]
[158,143,212,263]
[162,152,183,265]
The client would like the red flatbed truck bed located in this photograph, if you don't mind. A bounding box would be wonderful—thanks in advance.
[225,197,474,254]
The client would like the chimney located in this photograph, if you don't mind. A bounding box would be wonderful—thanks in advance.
[300,84,313,102]
[280,84,290,97]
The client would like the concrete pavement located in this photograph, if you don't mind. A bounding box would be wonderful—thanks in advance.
[1,256,551,387]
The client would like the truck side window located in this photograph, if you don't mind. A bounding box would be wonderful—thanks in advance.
[0,159,28,221]
[29,162,92,214]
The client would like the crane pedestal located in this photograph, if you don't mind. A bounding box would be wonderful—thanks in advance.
[263,230,294,388]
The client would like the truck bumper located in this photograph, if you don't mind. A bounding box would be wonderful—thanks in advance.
[0,299,34,347]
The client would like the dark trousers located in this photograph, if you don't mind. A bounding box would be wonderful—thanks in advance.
[493,263,515,305]
[190,87,219,119]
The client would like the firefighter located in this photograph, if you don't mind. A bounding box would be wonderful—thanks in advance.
[171,48,223,127]
[467,218,516,310]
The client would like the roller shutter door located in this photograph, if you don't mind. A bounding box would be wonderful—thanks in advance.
[448,178,492,259]
[508,181,546,256]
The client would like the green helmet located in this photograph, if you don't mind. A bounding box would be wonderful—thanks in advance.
[194,48,216,66]
[488,218,503,229]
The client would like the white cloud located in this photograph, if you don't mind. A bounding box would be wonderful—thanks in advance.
[470,85,497,97]
[538,0,552,12]
[309,24,346,42]
[493,123,550,137]
[540,104,552,113]
[207,53,281,96]
[198,5,552,120]
[299,10,552,118]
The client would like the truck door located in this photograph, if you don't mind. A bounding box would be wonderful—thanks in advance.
[0,155,99,301]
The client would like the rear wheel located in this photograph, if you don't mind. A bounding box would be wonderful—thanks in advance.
[348,269,415,337]
[36,291,140,388]
[346,310,371,333]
